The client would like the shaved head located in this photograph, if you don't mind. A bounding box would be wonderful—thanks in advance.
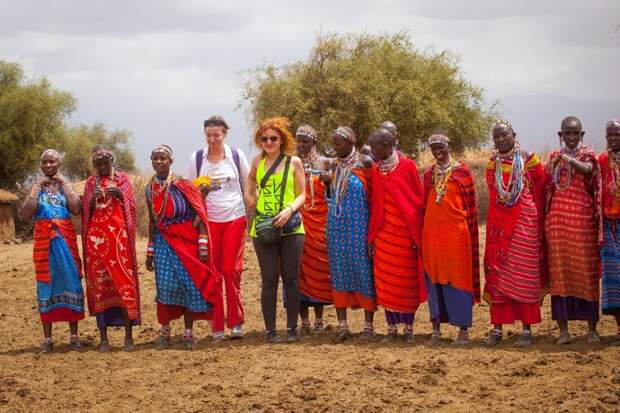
[561,116,582,131]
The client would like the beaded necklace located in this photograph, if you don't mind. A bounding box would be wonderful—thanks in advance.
[552,144,581,191]
[494,148,524,207]
[379,150,399,173]
[331,147,358,217]
[94,169,116,208]
[301,148,322,211]
[609,150,620,199]
[432,157,458,203]
[149,173,173,222]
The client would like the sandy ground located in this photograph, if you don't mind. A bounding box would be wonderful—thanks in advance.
[1,236,619,413]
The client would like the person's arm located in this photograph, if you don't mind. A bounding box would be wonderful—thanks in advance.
[20,177,48,220]
[244,155,260,210]
[145,192,156,272]
[561,153,593,178]
[238,149,250,185]
[57,176,81,215]
[273,156,306,227]
[187,151,198,181]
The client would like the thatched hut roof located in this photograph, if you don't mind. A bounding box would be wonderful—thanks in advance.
[0,189,19,203]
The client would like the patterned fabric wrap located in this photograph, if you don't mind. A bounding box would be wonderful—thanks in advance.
[33,190,85,319]
[601,219,620,315]
[299,174,332,303]
[369,155,426,313]
[423,162,480,302]
[484,153,548,304]
[545,147,600,302]
[146,178,221,309]
[82,172,141,321]
[327,169,375,300]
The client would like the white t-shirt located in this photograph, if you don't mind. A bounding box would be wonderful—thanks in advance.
[188,144,249,223]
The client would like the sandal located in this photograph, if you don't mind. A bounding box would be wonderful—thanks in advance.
[514,331,533,347]
[98,340,110,353]
[485,329,503,346]
[336,327,351,342]
[556,332,571,345]
[427,331,441,346]
[453,331,470,346]
[41,339,54,354]
[69,335,82,351]
[123,339,135,352]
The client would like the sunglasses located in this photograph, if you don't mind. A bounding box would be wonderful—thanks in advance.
[261,135,280,143]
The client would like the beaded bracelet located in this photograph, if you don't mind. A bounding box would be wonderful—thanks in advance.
[29,185,41,199]
[146,241,155,257]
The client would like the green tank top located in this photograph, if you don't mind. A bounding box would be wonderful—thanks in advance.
[250,156,305,237]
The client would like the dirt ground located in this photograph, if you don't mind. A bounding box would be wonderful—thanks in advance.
[0,237,619,413]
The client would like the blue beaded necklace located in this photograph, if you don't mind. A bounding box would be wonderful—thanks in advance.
[494,149,524,207]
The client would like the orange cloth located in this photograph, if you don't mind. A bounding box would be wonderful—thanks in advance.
[299,175,332,303]
[33,219,82,283]
[332,291,377,312]
[422,181,473,294]
[373,190,421,313]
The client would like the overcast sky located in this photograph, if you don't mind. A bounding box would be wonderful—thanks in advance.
[1,1,618,173]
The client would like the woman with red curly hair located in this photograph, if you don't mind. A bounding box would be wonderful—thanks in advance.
[245,117,306,343]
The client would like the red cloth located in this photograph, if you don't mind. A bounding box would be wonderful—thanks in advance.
[40,307,85,323]
[33,219,82,283]
[209,216,246,331]
[156,303,211,325]
[83,176,140,321]
[423,163,481,302]
[152,178,222,311]
[484,153,549,305]
[368,154,426,303]
[490,301,541,325]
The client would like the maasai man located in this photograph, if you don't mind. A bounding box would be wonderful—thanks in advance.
[82,147,140,352]
[146,145,221,349]
[368,127,425,343]
[422,133,480,346]
[546,116,600,344]
[295,125,333,334]
[484,121,548,347]
[323,126,376,341]
[21,149,85,353]
[599,118,620,346]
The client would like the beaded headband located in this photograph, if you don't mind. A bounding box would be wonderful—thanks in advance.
[334,127,355,143]
[494,119,514,132]
[427,134,450,147]
[151,144,174,161]
[92,148,114,162]
[40,149,61,161]
[607,118,620,129]
[296,126,317,142]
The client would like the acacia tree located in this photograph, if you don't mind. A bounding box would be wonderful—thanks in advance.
[240,32,497,154]
[0,61,75,188]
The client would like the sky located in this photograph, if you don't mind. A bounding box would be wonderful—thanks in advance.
[1,0,619,174]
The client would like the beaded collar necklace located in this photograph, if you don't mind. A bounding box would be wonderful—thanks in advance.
[379,150,399,173]
[494,147,524,207]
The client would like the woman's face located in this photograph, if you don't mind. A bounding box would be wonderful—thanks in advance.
[492,124,516,154]
[40,154,60,177]
[559,120,584,150]
[295,135,314,157]
[93,158,113,176]
[430,143,450,164]
[151,153,172,176]
[205,126,227,148]
[607,122,620,152]
[260,128,283,156]
[331,134,353,158]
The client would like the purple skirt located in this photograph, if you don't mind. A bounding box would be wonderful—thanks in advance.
[425,274,473,328]
[551,296,599,322]
[96,307,141,329]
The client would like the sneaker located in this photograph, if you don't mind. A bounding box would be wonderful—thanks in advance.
[286,328,299,343]
[266,330,282,344]
[41,340,53,354]
[212,332,226,344]
[183,334,194,350]
[230,325,244,340]
[158,335,170,350]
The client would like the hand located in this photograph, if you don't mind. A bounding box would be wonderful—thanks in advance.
[319,172,332,185]
[198,184,211,196]
[36,176,53,186]
[146,256,155,271]
[368,243,375,259]
[273,207,293,228]
[107,187,124,201]
[192,215,202,228]
[51,174,66,185]
[245,195,257,210]
[198,246,209,262]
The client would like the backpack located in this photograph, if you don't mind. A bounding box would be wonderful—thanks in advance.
[195,147,244,195]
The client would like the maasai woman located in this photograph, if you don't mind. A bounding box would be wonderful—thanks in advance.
[146,145,221,349]
[21,149,84,353]
[324,126,376,341]
[484,121,548,347]
[422,133,480,346]
[245,117,306,344]
[295,125,333,334]
[546,116,600,344]
[598,118,620,345]
[368,127,425,344]
[82,147,140,352]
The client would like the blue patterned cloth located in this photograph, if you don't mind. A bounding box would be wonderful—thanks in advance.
[326,172,375,298]
[601,219,620,315]
[153,231,211,312]
[35,190,84,315]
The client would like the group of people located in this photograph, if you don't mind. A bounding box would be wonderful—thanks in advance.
[22,114,620,352]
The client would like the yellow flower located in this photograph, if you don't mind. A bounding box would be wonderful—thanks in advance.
[193,176,211,187]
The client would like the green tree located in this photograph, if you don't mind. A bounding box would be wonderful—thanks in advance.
[240,32,497,153]
[0,61,75,188]
[58,123,136,180]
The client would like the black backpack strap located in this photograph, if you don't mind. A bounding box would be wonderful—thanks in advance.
[195,149,204,178]
[259,154,285,190]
